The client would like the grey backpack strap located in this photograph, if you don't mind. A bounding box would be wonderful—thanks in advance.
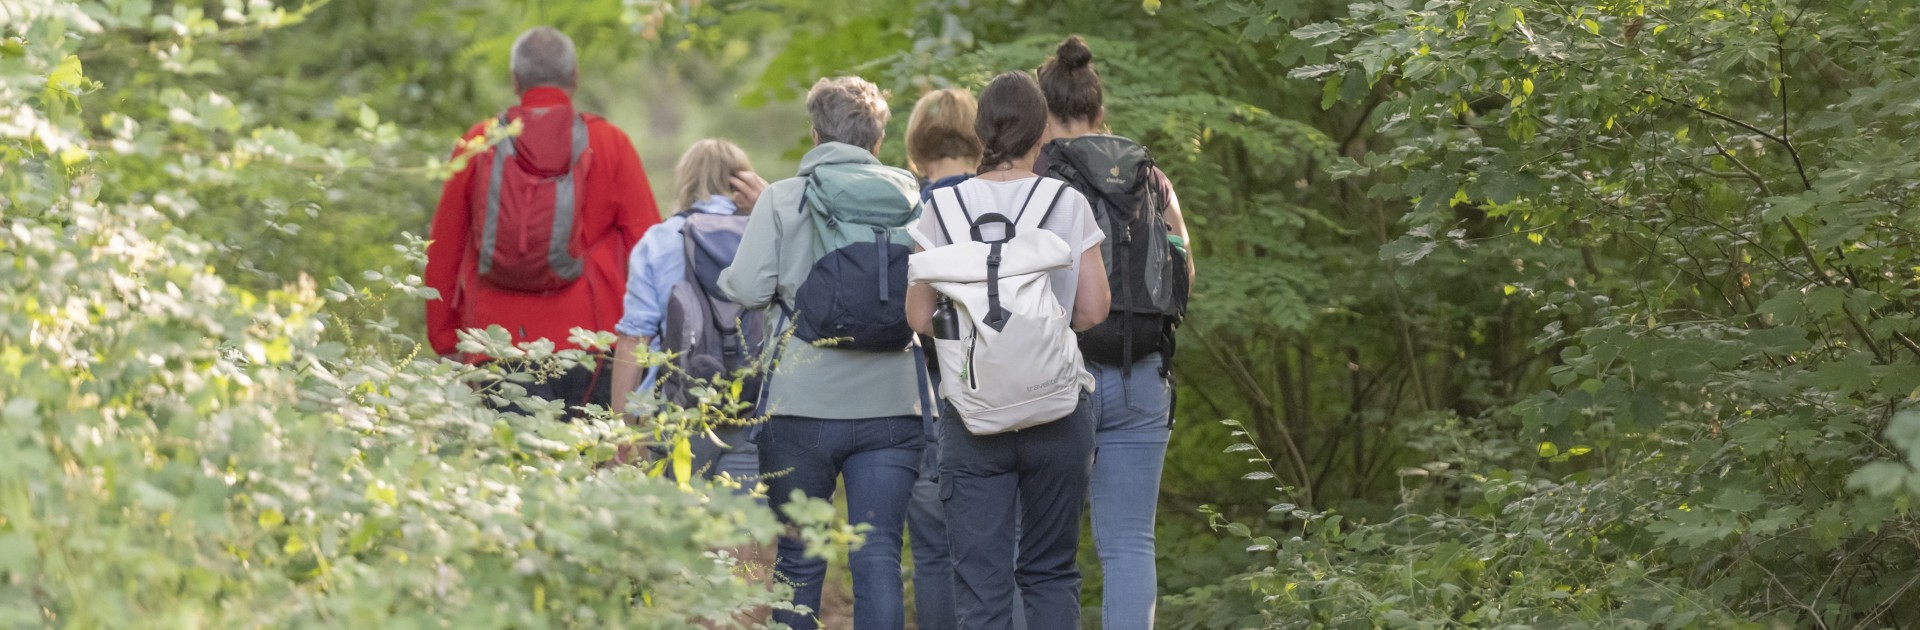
[478,113,514,277]
[679,214,701,284]
[545,116,590,280]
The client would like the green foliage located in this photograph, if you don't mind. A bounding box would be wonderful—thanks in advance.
[22,0,1920,625]
[1176,0,1920,625]
[0,4,848,626]
[644,0,1920,624]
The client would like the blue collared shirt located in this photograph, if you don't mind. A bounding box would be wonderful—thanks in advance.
[922,174,972,200]
[617,195,739,391]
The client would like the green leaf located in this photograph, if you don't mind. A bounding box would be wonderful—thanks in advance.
[1810,505,1850,549]
[1290,22,1344,46]
[672,435,694,489]
[46,55,86,96]
[1647,509,1737,546]
[1805,286,1847,316]
[1493,7,1525,30]
[1762,195,1813,222]
[1289,63,1343,80]
[1707,488,1764,513]
[1745,325,1811,354]
[1810,353,1873,395]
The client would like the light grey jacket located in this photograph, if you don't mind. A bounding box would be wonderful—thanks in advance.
[717,142,923,420]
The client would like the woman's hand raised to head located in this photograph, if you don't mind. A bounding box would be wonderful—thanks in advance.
[730,170,769,209]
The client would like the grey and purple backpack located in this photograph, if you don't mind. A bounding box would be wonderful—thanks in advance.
[660,212,768,407]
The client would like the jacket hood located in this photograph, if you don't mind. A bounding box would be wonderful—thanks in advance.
[687,194,738,216]
[505,104,583,177]
[801,158,920,227]
[796,141,882,176]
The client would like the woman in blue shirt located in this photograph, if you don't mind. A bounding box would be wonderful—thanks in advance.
[610,138,760,481]
[902,87,985,630]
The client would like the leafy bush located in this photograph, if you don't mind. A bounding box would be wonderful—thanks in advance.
[1177,0,1920,626]
[0,4,819,627]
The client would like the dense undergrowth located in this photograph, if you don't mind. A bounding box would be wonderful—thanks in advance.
[12,0,1920,627]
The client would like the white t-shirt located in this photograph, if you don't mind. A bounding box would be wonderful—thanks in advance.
[909,176,1105,313]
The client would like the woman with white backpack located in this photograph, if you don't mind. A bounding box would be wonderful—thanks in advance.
[906,71,1110,630]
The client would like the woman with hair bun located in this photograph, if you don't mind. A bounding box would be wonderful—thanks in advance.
[1035,34,1196,630]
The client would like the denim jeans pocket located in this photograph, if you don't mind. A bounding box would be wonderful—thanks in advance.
[765,417,822,452]
[1124,369,1172,416]
[886,415,926,448]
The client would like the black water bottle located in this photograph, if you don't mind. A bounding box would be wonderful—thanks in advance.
[932,296,962,340]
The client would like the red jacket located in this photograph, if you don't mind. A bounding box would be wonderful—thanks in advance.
[424,87,661,359]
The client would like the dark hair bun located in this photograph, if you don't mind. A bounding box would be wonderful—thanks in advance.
[1055,36,1093,70]
[1039,34,1103,123]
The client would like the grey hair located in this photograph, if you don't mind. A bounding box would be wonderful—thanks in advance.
[806,76,890,150]
[510,27,577,90]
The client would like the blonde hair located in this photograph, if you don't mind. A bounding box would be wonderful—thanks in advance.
[673,139,754,213]
[905,88,983,175]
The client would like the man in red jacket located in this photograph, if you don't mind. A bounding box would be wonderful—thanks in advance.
[424,26,661,415]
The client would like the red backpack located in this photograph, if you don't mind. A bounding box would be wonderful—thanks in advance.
[468,105,594,292]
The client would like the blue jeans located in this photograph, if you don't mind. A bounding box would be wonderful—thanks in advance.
[941,392,1095,630]
[1088,355,1173,630]
[758,415,923,630]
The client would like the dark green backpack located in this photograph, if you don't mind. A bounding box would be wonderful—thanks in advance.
[1041,135,1190,366]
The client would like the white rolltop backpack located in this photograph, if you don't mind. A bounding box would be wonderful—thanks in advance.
[910,178,1090,435]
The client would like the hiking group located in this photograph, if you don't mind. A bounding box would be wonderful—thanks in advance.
[425,27,1194,630]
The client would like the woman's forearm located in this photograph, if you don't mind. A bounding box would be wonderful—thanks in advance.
[907,283,937,337]
[610,335,648,419]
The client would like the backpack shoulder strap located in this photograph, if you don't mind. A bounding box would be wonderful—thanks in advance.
[923,194,953,246]
[485,112,514,171]
[477,114,513,278]
[567,115,590,170]
[795,173,817,216]
[678,214,701,283]
[931,185,975,245]
[1016,178,1066,234]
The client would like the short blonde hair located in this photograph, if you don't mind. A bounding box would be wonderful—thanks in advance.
[905,88,982,175]
[674,139,754,213]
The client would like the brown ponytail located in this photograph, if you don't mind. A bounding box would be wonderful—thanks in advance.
[1036,35,1103,125]
[974,71,1050,172]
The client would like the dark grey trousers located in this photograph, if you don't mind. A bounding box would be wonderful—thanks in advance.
[939,392,1095,630]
